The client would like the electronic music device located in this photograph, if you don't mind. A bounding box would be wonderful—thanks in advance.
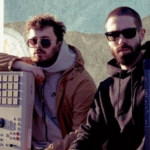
[0,72,34,150]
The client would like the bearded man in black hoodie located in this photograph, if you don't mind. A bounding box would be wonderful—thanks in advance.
[69,6,150,150]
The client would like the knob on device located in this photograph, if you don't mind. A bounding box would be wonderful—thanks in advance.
[0,118,5,127]
[10,144,17,147]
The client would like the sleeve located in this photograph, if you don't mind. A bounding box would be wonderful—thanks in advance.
[0,53,21,71]
[46,75,97,150]
[0,53,34,71]
[71,78,97,130]
[69,84,109,150]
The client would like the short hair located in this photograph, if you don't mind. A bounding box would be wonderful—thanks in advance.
[105,6,142,29]
[26,14,66,42]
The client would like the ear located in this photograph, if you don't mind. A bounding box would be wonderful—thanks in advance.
[105,34,109,43]
[56,41,62,52]
[140,28,146,42]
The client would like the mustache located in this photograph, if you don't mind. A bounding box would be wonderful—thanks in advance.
[117,43,133,52]
[34,48,45,54]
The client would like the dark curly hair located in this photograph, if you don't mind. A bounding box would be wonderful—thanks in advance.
[26,14,66,43]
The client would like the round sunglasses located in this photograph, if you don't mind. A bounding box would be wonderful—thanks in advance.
[27,38,56,48]
[105,27,141,41]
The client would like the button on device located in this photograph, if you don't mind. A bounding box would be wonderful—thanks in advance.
[8,75,13,82]
[13,91,18,97]
[8,91,13,97]
[16,137,19,140]
[2,98,7,104]
[3,75,7,81]
[18,123,21,126]
[2,83,7,89]
[2,91,7,97]
[8,83,13,89]
[7,98,12,104]
[16,132,19,136]
[14,75,19,82]
[14,83,19,90]
[13,98,18,105]
[18,118,21,121]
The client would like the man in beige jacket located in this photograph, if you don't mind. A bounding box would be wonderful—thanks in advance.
[0,14,96,150]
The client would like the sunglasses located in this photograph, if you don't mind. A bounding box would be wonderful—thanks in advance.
[27,38,56,48]
[105,27,141,41]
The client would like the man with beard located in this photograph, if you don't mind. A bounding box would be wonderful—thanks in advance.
[0,14,96,150]
[69,6,150,150]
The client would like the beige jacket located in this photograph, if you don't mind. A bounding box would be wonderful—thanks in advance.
[0,45,96,150]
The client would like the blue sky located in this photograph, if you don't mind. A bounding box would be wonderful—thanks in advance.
[4,0,150,33]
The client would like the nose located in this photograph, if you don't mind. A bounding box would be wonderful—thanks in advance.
[118,34,126,45]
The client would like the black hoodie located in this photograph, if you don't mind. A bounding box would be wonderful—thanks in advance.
[69,41,150,150]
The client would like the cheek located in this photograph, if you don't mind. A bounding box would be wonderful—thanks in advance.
[46,47,55,57]
[108,42,117,50]
[128,38,139,48]
[29,49,34,56]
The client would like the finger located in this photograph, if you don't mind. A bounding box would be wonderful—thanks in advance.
[33,68,45,85]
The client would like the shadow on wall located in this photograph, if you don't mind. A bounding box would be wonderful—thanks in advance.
[4,15,150,87]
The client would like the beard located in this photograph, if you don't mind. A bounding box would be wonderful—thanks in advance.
[111,42,141,66]
[30,46,59,67]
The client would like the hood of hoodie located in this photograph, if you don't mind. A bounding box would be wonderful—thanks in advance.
[105,41,150,132]
[40,40,76,74]
[107,58,142,79]
[32,40,77,146]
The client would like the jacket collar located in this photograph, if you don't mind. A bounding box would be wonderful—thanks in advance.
[60,44,85,80]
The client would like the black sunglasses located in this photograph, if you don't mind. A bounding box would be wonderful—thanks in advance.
[27,38,56,48]
[105,27,141,41]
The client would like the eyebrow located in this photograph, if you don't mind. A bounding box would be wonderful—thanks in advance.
[29,36,51,40]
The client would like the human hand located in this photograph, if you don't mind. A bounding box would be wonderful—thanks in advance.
[12,60,45,85]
